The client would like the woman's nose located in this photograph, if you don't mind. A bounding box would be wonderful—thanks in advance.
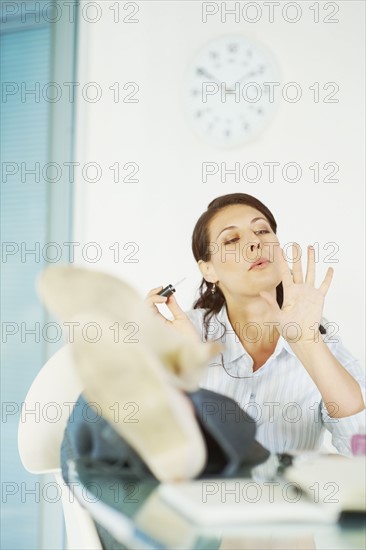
[250,241,261,252]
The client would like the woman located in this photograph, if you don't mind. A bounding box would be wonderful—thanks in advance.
[147,193,365,455]
[42,193,364,550]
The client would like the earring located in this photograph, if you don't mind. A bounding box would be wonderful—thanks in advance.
[211,283,216,295]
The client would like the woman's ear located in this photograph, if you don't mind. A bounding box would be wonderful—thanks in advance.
[198,259,217,284]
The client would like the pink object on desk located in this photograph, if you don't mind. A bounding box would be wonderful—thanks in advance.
[351,434,366,455]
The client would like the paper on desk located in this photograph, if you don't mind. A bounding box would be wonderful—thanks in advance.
[284,455,366,512]
[158,478,339,526]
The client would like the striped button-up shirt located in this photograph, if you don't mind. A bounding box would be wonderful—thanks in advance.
[186,305,366,456]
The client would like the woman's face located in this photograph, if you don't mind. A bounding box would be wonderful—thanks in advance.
[199,204,282,299]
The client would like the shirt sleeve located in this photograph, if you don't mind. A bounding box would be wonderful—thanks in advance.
[320,329,366,456]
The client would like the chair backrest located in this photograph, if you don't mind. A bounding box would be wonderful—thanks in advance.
[18,344,83,473]
[54,471,103,550]
[18,345,103,550]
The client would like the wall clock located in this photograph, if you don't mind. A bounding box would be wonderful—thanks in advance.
[184,35,281,147]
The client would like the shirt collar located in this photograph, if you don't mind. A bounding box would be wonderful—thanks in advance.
[209,304,296,366]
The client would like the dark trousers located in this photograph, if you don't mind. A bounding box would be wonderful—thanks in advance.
[61,390,269,549]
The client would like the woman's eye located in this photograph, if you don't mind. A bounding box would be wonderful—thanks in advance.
[254,230,270,235]
[224,237,239,245]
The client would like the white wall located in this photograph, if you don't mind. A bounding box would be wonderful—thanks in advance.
[73,1,365,365]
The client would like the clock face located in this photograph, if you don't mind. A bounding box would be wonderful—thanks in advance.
[184,35,281,147]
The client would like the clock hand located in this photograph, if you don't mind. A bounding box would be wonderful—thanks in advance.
[196,67,221,85]
[226,68,264,92]
[238,69,261,83]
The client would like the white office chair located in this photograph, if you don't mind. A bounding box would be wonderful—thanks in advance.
[18,345,102,550]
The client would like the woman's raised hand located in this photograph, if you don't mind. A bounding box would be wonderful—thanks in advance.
[259,243,334,343]
[145,286,202,343]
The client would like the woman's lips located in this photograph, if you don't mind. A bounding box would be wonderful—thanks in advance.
[249,258,270,270]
